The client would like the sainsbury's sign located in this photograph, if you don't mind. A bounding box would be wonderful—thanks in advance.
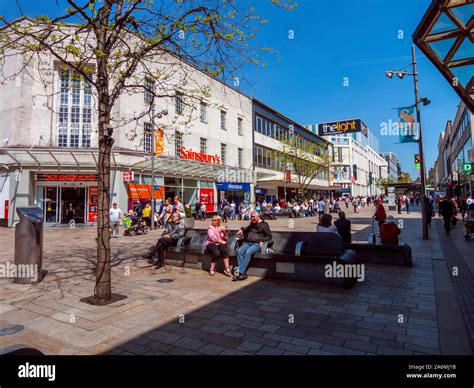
[179,146,221,165]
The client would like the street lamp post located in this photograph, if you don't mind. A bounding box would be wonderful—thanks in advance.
[411,45,428,240]
[385,44,429,239]
[151,102,155,231]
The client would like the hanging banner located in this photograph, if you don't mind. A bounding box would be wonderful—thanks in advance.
[397,106,417,143]
[154,129,164,155]
[200,188,215,212]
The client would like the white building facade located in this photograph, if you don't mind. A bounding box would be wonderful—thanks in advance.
[0,44,255,226]
[306,121,387,197]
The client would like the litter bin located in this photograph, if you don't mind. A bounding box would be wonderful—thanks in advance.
[14,207,44,284]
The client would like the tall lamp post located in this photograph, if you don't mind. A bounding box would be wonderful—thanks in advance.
[385,44,430,240]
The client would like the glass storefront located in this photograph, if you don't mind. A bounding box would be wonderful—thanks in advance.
[34,173,98,224]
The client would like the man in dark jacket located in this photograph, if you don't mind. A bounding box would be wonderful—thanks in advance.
[142,212,185,268]
[334,211,351,243]
[439,196,455,234]
[234,211,272,280]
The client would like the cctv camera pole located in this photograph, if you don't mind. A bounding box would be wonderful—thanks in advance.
[412,45,428,240]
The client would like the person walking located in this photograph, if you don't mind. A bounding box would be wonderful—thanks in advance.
[373,202,387,235]
[109,202,123,238]
[405,196,410,214]
[439,196,455,235]
[425,196,434,228]
[396,195,402,214]
[142,203,152,228]
[206,216,232,277]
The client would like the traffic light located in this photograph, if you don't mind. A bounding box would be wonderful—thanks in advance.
[414,154,420,169]
[352,164,357,180]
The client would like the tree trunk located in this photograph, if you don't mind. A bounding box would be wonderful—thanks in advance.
[96,115,113,301]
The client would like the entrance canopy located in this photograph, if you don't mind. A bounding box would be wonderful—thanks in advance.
[0,147,254,182]
[413,0,474,111]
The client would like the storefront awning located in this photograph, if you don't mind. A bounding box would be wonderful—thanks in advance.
[413,0,474,111]
[0,147,254,182]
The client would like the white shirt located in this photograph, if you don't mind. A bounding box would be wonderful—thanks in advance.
[109,208,123,222]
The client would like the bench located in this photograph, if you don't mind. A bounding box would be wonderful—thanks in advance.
[0,345,45,356]
[345,242,412,267]
[162,230,359,289]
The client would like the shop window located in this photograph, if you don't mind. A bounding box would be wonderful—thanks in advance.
[175,92,184,115]
[144,77,155,104]
[175,130,183,157]
[238,148,243,168]
[144,122,152,152]
[200,137,207,154]
[221,143,227,164]
[238,117,243,136]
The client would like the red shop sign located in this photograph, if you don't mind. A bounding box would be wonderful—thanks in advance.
[179,146,221,165]
[36,173,97,182]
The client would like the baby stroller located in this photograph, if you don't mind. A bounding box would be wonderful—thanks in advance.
[123,214,149,236]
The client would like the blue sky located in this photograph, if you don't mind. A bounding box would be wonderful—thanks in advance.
[245,0,461,179]
[1,0,462,179]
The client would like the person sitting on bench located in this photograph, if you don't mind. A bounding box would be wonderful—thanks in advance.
[234,211,272,281]
[317,214,339,234]
[142,212,185,268]
[380,215,401,245]
[334,211,351,243]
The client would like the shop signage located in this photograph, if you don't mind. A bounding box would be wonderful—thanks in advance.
[128,184,164,200]
[334,188,350,193]
[154,129,164,155]
[462,163,473,173]
[255,188,267,195]
[200,188,215,212]
[88,187,98,222]
[179,146,221,165]
[284,170,291,182]
[317,119,368,137]
[36,173,97,182]
[216,182,250,191]
[122,171,134,182]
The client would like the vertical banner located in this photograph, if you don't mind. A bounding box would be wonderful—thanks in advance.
[397,106,417,143]
[88,187,98,222]
[200,188,215,212]
[154,128,164,155]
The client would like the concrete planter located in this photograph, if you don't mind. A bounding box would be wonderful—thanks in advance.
[183,217,195,229]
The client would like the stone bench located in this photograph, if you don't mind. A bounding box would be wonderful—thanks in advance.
[163,230,360,289]
[345,242,412,267]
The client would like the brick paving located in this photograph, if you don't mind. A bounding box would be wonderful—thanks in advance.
[0,205,472,355]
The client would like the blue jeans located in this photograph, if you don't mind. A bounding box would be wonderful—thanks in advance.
[237,242,261,274]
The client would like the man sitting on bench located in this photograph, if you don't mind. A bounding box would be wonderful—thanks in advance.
[142,212,185,269]
[234,211,272,281]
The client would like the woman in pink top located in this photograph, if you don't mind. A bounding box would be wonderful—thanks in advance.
[206,215,232,277]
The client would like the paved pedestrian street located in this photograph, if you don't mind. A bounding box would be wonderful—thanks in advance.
[0,205,472,356]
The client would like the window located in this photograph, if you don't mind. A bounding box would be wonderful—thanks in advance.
[144,78,155,104]
[238,117,243,136]
[175,130,183,157]
[220,110,227,130]
[200,137,207,154]
[58,68,93,148]
[238,148,243,168]
[144,122,152,152]
[221,143,227,164]
[200,101,207,123]
[175,92,183,115]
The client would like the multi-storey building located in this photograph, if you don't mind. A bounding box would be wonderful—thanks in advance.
[380,152,399,182]
[306,120,387,197]
[0,35,256,226]
[253,100,330,203]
